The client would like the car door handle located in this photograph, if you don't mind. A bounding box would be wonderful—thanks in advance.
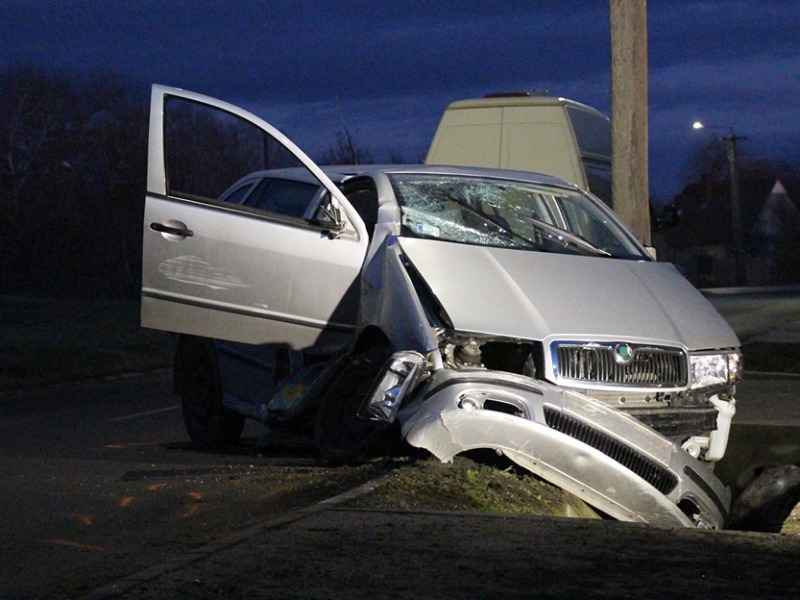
[150,221,194,237]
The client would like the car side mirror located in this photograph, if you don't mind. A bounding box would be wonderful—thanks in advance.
[314,196,346,238]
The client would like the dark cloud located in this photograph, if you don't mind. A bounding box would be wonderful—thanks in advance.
[648,0,800,68]
[2,0,799,199]
[1,0,611,100]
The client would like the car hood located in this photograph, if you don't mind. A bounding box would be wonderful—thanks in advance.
[398,238,739,350]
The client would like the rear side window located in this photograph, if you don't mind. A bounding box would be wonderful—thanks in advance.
[582,159,612,206]
[243,178,320,218]
[566,106,612,206]
[221,182,256,205]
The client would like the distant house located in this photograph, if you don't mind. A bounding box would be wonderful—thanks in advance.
[751,181,800,283]
[656,178,800,287]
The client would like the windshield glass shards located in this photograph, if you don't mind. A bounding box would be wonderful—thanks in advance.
[389,174,647,259]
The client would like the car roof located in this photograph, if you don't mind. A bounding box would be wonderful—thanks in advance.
[242,164,578,191]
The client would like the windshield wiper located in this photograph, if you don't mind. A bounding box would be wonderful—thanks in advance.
[519,215,612,257]
[433,192,538,249]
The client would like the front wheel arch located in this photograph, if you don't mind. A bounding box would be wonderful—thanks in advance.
[314,346,394,463]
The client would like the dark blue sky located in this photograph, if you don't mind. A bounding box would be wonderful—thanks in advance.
[2,0,798,200]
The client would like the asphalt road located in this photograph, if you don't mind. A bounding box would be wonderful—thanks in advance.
[704,285,800,345]
[0,373,381,599]
[704,286,800,491]
[64,373,797,600]
[3,372,799,597]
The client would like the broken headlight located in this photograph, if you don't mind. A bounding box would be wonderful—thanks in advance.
[688,351,742,391]
[358,351,428,423]
[438,332,539,377]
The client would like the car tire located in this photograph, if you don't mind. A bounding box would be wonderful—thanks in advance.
[314,347,392,464]
[728,464,800,532]
[178,337,246,448]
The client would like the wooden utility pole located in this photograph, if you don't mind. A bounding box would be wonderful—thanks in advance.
[610,0,650,245]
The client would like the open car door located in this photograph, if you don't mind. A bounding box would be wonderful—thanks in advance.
[141,85,368,349]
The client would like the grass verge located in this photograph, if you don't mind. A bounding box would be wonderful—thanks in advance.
[347,455,601,520]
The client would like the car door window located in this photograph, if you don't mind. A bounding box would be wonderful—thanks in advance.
[342,178,379,238]
[164,96,304,203]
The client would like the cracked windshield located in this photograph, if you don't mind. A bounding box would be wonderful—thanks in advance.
[391,174,646,259]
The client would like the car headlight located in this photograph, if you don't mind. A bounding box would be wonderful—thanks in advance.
[358,351,428,423]
[689,351,742,390]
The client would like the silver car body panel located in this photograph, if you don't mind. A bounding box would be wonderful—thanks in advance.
[364,235,736,527]
[397,237,738,351]
[359,235,440,354]
[142,196,365,348]
[142,85,368,348]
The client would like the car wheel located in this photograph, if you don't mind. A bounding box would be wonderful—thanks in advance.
[314,347,392,464]
[178,337,246,448]
[728,464,800,532]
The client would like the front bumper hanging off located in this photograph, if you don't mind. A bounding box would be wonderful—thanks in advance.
[390,368,731,529]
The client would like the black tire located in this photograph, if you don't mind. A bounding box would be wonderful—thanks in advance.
[314,347,392,464]
[178,337,246,448]
[728,465,800,532]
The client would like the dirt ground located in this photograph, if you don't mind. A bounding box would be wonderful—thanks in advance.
[96,458,800,599]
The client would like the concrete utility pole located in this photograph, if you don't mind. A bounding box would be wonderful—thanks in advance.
[610,0,650,245]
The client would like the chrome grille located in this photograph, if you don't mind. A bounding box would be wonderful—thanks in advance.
[553,342,687,388]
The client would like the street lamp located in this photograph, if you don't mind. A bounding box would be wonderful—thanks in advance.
[692,121,748,286]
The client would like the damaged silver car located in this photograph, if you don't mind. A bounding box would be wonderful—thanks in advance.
[142,85,741,529]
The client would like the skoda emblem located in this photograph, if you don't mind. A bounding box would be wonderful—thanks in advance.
[613,343,635,364]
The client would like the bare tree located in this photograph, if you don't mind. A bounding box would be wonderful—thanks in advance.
[0,66,149,298]
[682,139,730,184]
[316,130,373,165]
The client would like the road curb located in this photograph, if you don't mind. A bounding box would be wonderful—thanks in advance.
[80,477,382,599]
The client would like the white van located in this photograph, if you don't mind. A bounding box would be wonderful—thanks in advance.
[426,93,612,206]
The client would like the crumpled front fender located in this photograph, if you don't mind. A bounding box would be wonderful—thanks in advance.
[400,370,731,529]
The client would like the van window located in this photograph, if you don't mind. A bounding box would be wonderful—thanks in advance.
[583,159,612,206]
[566,106,611,158]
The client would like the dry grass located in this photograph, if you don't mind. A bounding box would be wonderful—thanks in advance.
[781,502,800,535]
[347,455,601,519]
